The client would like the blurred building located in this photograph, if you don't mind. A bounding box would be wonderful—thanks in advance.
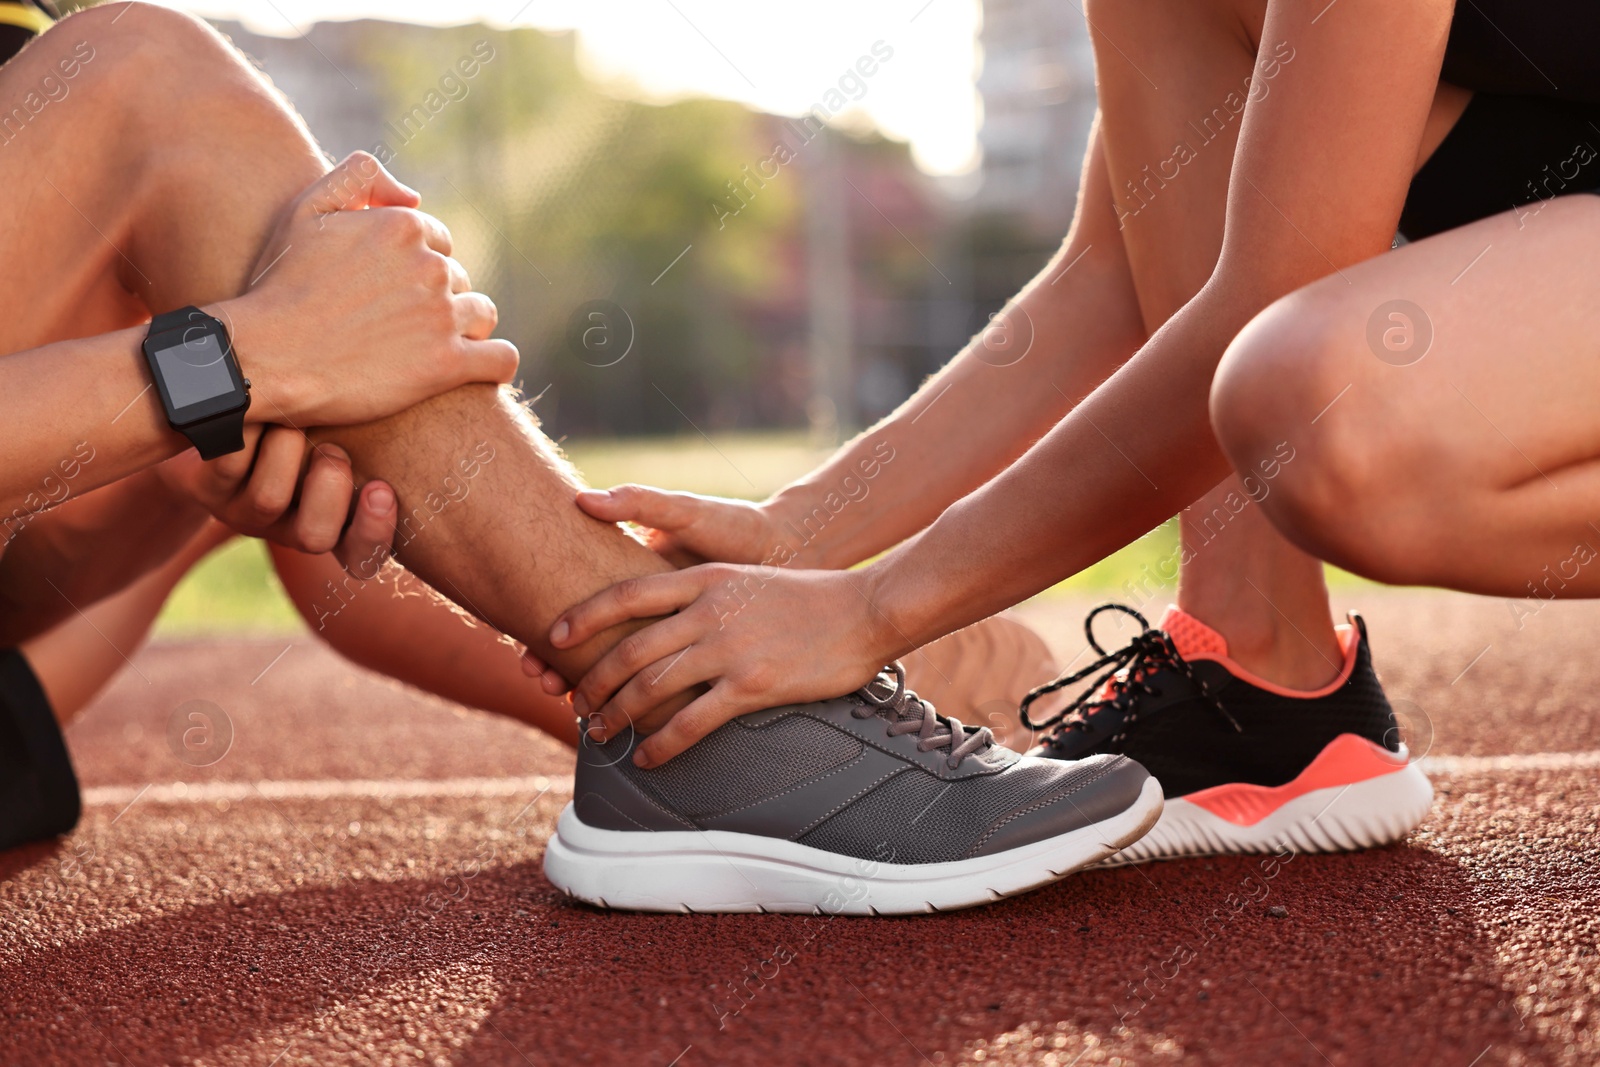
[974,0,1097,236]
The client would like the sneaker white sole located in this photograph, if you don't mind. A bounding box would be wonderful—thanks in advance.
[543,775,1164,915]
[1099,754,1432,866]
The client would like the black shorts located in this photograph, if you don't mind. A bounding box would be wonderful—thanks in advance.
[1400,90,1600,242]
[0,646,81,850]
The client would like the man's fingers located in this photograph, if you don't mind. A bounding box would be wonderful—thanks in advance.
[550,569,707,650]
[633,688,744,768]
[290,445,358,554]
[302,151,419,217]
[455,338,520,387]
[239,426,309,527]
[195,423,265,492]
[445,256,472,294]
[575,484,697,531]
[335,480,397,578]
[453,291,498,341]
[519,648,570,694]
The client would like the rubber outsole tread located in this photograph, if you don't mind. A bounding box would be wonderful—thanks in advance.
[1098,765,1432,866]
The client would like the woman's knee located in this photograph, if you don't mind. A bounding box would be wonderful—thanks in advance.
[1212,291,1440,582]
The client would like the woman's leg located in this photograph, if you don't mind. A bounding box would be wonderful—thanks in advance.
[1214,193,1600,594]
[1088,0,1470,686]
[1084,0,1342,686]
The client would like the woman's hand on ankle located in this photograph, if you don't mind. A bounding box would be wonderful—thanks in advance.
[575,484,785,568]
[548,564,903,767]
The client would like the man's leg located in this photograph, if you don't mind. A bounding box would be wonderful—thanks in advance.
[309,387,676,687]
[0,5,326,356]
[5,5,669,693]
[269,541,581,744]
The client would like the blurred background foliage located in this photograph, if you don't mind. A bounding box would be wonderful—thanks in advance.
[139,12,1374,636]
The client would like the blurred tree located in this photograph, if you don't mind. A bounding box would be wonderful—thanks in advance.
[364,26,802,436]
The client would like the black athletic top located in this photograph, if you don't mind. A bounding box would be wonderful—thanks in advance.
[1442,1,1600,103]
[0,0,56,68]
[1403,3,1600,238]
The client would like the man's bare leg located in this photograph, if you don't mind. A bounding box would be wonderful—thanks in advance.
[6,5,673,718]
[313,388,677,687]
[270,541,580,744]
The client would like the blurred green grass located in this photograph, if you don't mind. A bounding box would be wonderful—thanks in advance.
[155,430,1370,636]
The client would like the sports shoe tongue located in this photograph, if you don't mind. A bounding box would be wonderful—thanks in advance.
[1157,605,1229,659]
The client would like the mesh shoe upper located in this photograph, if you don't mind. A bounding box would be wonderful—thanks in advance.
[574,667,1150,864]
[1033,605,1399,798]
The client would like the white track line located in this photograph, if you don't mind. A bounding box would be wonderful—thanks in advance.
[82,775,570,809]
[1421,750,1600,774]
[77,751,1600,810]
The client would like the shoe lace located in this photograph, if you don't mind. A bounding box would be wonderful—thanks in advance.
[853,663,994,770]
[1018,603,1242,738]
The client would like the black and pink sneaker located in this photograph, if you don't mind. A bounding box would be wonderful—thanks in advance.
[1025,604,1432,863]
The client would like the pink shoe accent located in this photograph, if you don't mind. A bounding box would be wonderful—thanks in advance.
[1182,734,1410,826]
[1157,604,1228,658]
[1157,605,1360,699]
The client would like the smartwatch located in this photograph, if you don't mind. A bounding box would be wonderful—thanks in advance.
[141,306,252,460]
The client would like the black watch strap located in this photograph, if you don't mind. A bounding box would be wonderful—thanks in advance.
[182,406,249,461]
[150,306,203,333]
[146,306,250,460]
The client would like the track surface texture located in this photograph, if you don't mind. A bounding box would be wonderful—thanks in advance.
[2,590,1597,1066]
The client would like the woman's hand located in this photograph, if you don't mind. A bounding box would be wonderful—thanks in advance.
[516,484,792,690]
[548,564,900,766]
[155,425,396,576]
[574,484,784,568]
[219,152,519,429]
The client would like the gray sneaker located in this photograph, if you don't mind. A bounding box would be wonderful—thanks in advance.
[543,665,1162,914]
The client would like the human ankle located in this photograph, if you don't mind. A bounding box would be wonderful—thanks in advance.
[1174,593,1343,692]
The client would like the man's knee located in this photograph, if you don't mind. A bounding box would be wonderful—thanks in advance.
[54,3,294,142]
[1212,292,1440,583]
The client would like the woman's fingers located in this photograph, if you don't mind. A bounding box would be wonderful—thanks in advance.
[290,444,357,554]
[586,645,715,741]
[299,151,420,218]
[335,480,397,578]
[576,484,697,531]
[632,687,746,768]
[551,568,714,649]
[572,611,710,729]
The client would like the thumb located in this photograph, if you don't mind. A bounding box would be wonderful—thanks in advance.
[336,480,397,580]
[302,151,420,220]
[576,484,697,531]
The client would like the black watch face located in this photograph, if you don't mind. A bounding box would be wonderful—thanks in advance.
[150,330,238,410]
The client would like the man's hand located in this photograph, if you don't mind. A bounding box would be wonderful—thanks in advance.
[156,425,397,577]
[219,151,519,429]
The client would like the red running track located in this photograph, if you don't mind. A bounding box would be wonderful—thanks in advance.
[2,590,1597,1065]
